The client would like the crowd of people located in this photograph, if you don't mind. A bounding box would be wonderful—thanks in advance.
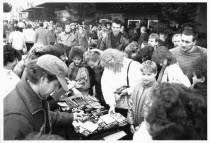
[2,17,207,140]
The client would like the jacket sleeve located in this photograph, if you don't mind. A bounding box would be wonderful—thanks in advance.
[76,67,90,90]
[4,114,34,140]
[142,87,155,118]
[101,69,116,107]
[127,61,142,95]
[100,36,106,50]
[127,84,138,125]
[50,110,74,127]
[122,37,129,51]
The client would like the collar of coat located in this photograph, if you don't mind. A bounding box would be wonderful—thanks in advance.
[16,79,44,115]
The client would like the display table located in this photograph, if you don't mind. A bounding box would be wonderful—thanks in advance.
[57,95,131,140]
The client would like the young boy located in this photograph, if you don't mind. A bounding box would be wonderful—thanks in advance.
[127,60,157,134]
[68,46,90,95]
[148,33,159,50]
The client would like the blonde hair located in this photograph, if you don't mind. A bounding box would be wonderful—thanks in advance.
[140,60,157,74]
[100,48,124,73]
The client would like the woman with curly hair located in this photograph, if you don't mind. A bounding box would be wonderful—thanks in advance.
[124,41,140,59]
[100,48,142,116]
[133,82,207,140]
[152,46,191,87]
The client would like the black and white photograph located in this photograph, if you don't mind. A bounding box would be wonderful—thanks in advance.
[1,0,208,141]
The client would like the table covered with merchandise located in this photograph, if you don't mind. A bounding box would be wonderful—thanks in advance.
[57,94,129,140]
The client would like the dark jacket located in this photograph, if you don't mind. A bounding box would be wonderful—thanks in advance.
[4,79,74,140]
[100,32,129,51]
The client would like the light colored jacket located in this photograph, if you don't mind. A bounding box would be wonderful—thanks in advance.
[161,63,191,87]
[101,57,142,108]
[35,27,49,46]
[57,32,79,47]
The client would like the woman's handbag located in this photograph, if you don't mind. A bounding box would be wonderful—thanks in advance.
[115,61,132,109]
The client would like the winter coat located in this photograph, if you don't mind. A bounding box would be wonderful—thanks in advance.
[4,79,74,140]
[127,81,157,127]
[101,57,142,108]
[100,32,129,51]
[161,63,191,87]
[68,63,90,95]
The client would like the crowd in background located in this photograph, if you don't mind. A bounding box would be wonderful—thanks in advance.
[2,17,207,140]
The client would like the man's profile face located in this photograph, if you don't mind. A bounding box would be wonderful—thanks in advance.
[39,77,60,99]
[181,34,196,52]
[112,22,121,36]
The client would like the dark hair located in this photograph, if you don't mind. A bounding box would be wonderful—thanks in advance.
[26,24,32,28]
[138,45,154,62]
[152,46,177,66]
[25,132,64,140]
[68,46,85,60]
[53,43,67,56]
[182,26,198,41]
[89,43,98,49]
[15,26,22,32]
[192,57,207,84]
[39,22,44,27]
[112,18,123,26]
[26,60,57,84]
[3,45,20,66]
[146,83,207,140]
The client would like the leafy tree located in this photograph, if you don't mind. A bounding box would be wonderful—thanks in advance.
[28,7,56,21]
[4,3,12,12]
[65,3,96,24]
[159,3,200,34]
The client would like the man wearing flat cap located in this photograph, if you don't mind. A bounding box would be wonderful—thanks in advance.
[4,55,84,140]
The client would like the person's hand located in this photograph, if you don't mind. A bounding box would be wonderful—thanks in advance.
[160,59,168,68]
[135,125,140,131]
[120,88,128,96]
[114,93,121,101]
[72,88,84,99]
[108,105,115,114]
[73,111,85,121]
[65,78,76,90]
[131,53,137,58]
[130,124,135,134]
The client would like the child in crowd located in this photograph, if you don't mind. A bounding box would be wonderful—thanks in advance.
[127,60,157,135]
[68,46,90,95]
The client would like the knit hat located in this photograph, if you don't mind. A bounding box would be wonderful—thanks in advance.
[36,54,69,91]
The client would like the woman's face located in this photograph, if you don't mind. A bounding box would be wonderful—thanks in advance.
[73,56,82,66]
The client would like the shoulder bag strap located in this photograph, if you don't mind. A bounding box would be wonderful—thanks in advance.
[127,61,133,87]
